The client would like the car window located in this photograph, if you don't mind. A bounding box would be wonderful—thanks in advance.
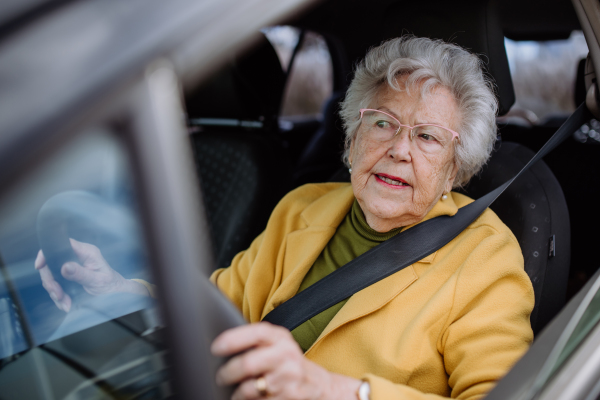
[522,274,600,400]
[0,127,169,399]
[504,31,588,123]
[552,286,600,372]
[265,26,333,118]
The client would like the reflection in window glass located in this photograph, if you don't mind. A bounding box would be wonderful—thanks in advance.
[505,31,588,122]
[0,128,169,399]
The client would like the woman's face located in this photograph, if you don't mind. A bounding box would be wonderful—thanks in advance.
[349,79,461,232]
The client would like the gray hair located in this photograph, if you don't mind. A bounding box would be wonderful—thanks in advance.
[339,36,498,188]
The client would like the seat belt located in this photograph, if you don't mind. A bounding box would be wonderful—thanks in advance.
[263,103,592,331]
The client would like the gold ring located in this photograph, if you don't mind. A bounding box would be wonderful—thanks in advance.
[255,376,269,397]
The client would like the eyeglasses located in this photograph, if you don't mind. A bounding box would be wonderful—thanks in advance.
[358,109,459,154]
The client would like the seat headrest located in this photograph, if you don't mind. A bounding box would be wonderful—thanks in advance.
[381,0,515,115]
[186,34,285,126]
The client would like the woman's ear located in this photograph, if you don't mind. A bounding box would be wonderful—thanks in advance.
[446,161,459,192]
[348,138,355,166]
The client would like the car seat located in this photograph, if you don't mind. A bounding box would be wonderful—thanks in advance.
[186,35,292,271]
[329,139,570,336]
[292,90,346,186]
[291,33,351,187]
[325,0,571,335]
[459,142,570,336]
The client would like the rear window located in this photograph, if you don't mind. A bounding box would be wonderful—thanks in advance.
[504,30,588,123]
[264,26,333,118]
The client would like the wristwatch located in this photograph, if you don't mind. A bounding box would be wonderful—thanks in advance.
[357,380,371,400]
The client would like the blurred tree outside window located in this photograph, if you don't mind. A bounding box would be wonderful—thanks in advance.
[505,31,588,123]
[264,26,333,118]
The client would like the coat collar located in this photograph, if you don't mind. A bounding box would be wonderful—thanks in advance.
[300,183,356,228]
[263,184,357,313]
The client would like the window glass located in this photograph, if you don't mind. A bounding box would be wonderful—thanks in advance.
[525,278,600,400]
[265,26,333,118]
[263,25,302,72]
[0,128,169,399]
[504,31,588,123]
[552,287,600,374]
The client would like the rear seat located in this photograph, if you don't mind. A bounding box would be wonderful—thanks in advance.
[186,35,292,270]
[292,90,346,186]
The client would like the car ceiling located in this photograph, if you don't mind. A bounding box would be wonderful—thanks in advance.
[498,0,581,40]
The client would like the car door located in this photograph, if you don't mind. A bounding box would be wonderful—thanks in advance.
[0,0,316,399]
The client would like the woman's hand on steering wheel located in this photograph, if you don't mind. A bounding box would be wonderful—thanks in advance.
[211,322,361,400]
[35,238,148,312]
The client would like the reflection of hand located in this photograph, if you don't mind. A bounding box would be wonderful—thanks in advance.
[35,238,149,312]
[211,322,361,399]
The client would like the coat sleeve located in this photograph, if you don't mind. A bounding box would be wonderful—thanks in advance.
[210,230,266,313]
[365,224,535,400]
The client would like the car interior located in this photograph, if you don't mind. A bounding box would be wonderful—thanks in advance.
[186,0,588,337]
[1,0,599,398]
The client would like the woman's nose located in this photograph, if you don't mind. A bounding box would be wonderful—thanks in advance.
[387,128,413,162]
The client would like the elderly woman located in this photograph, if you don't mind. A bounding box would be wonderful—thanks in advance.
[37,36,533,400]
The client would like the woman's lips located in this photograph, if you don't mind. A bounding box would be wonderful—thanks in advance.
[375,173,410,188]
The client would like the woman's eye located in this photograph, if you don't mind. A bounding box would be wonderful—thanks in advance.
[375,120,390,129]
[415,127,445,143]
[418,133,436,141]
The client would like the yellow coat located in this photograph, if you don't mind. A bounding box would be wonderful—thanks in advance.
[210,183,534,400]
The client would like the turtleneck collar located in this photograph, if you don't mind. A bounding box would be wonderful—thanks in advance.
[350,199,402,242]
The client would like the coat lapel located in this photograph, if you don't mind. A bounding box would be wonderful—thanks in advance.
[263,184,355,316]
[264,226,336,315]
[306,264,419,353]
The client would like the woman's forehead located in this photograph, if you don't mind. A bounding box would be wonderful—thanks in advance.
[374,83,460,128]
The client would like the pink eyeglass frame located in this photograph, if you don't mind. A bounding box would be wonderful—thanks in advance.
[359,109,460,141]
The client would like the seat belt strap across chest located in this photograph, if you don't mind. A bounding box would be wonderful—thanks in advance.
[262,104,592,331]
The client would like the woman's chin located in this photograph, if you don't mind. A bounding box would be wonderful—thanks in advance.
[362,201,419,230]
[367,185,412,209]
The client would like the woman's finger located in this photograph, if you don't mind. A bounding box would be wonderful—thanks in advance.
[34,250,46,270]
[231,378,264,400]
[212,322,289,357]
[37,265,71,312]
[38,263,55,285]
[37,264,57,298]
[216,343,290,386]
[61,261,98,286]
[55,286,72,312]
[47,277,71,311]
[39,265,62,299]
[69,238,102,266]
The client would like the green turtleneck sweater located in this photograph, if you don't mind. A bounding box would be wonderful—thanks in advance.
[290,200,402,352]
